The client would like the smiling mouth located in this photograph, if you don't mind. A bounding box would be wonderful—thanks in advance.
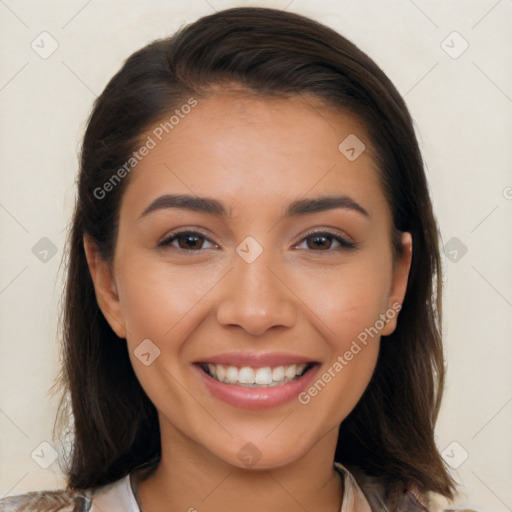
[198,362,316,387]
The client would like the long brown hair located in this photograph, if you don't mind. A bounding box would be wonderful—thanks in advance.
[54,6,455,505]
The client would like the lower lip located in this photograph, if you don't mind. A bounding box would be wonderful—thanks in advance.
[194,363,319,410]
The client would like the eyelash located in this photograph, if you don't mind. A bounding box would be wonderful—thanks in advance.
[157,229,357,253]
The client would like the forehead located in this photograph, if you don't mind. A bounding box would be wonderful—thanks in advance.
[121,92,387,220]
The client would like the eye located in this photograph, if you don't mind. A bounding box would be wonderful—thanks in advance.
[157,229,356,253]
[294,230,356,251]
[157,230,218,252]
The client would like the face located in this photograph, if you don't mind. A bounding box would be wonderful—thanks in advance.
[85,92,412,470]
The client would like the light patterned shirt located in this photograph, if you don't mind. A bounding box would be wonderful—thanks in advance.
[0,462,475,511]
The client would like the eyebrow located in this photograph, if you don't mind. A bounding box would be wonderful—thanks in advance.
[139,193,369,219]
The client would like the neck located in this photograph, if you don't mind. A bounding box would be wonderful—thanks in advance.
[135,423,343,512]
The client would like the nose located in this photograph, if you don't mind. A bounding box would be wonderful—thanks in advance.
[216,245,297,336]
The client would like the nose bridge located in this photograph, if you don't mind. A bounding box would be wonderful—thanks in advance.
[215,236,297,334]
[237,240,278,297]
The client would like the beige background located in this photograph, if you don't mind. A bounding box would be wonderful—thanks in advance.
[0,1,511,510]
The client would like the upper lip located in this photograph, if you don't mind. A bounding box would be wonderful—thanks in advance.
[195,352,319,368]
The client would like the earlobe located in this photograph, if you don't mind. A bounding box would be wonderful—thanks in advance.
[83,235,127,339]
[381,232,413,337]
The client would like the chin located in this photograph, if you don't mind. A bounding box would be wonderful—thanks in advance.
[215,437,310,471]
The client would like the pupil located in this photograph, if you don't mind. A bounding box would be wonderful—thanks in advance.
[309,235,330,250]
[183,235,201,249]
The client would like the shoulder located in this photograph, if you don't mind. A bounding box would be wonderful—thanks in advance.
[395,488,429,511]
[353,471,431,511]
[0,488,92,511]
[0,474,138,512]
[334,462,479,512]
[335,462,429,511]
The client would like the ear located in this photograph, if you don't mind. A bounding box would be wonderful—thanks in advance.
[83,234,127,339]
[381,232,412,336]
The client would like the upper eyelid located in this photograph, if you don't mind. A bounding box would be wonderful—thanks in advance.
[298,228,354,244]
[157,228,214,246]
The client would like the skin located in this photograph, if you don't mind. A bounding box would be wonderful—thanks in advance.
[84,91,412,512]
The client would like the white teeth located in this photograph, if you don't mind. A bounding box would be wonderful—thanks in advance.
[203,362,310,387]
[216,364,226,382]
[285,364,297,379]
[272,366,285,381]
[255,367,273,385]
[226,365,238,382]
[238,367,255,384]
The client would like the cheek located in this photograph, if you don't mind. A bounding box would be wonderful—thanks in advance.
[115,255,221,342]
[289,255,389,409]
[114,258,217,424]
[291,254,392,340]
[294,268,385,424]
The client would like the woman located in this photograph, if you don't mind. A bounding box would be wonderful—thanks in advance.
[0,6,469,511]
